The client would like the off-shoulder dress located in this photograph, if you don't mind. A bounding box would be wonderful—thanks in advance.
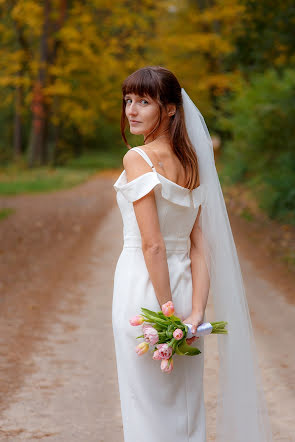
[112,146,208,442]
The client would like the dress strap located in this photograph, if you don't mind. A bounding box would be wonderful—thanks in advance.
[132,147,155,170]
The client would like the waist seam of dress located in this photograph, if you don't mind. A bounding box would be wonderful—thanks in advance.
[123,236,190,252]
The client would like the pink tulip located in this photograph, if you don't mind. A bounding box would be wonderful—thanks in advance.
[129,315,144,326]
[173,328,184,340]
[142,322,153,332]
[161,300,175,317]
[135,342,149,356]
[161,358,174,374]
[143,327,159,345]
[152,350,161,360]
[157,343,173,360]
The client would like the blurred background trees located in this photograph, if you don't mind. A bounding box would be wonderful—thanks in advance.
[0,0,294,223]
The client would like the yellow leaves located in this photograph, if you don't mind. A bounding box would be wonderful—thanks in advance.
[0,0,248,136]
[59,26,81,43]
[149,0,247,115]
[0,76,13,87]
[274,44,290,67]
[200,73,233,96]
[0,74,29,90]
[196,3,245,25]
[11,0,42,31]
[57,100,97,135]
[0,23,7,33]
[164,32,233,56]
[43,81,72,97]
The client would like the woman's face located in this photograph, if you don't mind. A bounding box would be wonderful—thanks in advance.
[124,92,170,139]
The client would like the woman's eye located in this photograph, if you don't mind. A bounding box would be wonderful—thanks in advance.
[124,97,148,104]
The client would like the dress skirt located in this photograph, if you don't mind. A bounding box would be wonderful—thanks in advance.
[112,238,207,442]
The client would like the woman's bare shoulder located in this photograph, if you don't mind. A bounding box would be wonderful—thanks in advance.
[123,147,153,176]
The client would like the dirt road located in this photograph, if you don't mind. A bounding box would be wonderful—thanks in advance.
[0,173,294,441]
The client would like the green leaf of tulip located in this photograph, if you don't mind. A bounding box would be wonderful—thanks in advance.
[176,340,201,356]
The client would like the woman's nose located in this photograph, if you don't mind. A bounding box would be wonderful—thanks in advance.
[128,103,138,116]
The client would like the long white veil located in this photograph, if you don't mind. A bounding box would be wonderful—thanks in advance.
[181,88,273,441]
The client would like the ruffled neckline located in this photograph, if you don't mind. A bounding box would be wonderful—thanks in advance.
[113,169,207,209]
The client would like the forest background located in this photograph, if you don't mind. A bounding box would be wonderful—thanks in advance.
[0,0,294,230]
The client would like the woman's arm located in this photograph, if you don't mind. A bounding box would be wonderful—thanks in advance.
[123,151,172,308]
[183,205,210,333]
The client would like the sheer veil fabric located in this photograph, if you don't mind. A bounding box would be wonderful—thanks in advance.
[181,88,273,441]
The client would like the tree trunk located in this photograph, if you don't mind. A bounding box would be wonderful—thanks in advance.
[13,71,23,158]
[12,11,33,160]
[46,0,68,164]
[28,0,50,167]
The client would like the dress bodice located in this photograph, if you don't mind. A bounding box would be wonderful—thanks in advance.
[113,147,207,247]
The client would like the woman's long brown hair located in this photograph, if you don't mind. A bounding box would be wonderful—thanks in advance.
[120,66,200,190]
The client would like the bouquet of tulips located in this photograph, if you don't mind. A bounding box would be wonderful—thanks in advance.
[129,301,228,374]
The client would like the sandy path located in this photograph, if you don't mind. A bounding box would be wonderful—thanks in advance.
[1,205,125,442]
[0,201,124,441]
[0,176,294,441]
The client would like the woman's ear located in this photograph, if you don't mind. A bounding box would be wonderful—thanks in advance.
[166,103,176,117]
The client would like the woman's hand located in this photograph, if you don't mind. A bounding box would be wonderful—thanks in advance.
[182,311,204,346]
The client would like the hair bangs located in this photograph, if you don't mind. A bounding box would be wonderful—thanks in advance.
[122,68,159,100]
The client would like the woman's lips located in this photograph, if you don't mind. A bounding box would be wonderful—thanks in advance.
[130,120,141,124]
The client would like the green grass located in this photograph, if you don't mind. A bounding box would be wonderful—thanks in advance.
[0,151,124,196]
[65,151,123,171]
[240,208,254,222]
[0,168,95,195]
[0,207,15,220]
[282,250,295,268]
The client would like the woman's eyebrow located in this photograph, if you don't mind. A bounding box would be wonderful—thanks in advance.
[124,93,147,97]
[124,94,150,100]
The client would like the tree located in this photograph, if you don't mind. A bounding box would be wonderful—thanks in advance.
[227,0,295,75]
[150,0,245,124]
[0,0,163,166]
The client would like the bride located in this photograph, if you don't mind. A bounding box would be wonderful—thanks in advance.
[112,65,273,441]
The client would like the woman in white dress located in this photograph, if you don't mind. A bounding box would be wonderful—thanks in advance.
[112,66,273,442]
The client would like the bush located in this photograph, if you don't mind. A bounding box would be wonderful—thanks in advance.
[218,68,295,224]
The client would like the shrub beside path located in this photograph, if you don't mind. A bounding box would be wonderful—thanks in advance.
[0,172,294,440]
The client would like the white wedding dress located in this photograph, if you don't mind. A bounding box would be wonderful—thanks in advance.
[112,147,208,442]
